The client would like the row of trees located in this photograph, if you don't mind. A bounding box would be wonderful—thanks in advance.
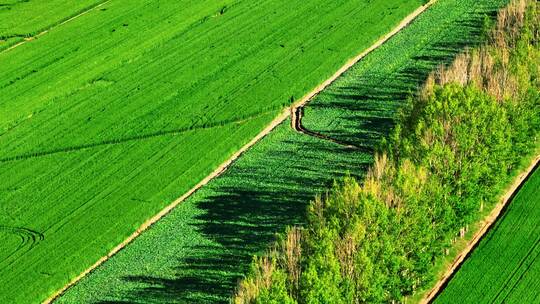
[234,0,539,303]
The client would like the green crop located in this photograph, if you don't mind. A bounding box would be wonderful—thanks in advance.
[435,166,540,303]
[0,0,425,302]
[0,0,105,51]
[55,0,509,302]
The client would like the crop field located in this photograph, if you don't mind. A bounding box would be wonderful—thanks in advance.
[301,0,508,147]
[56,0,509,302]
[435,165,540,304]
[0,0,428,302]
[0,0,106,51]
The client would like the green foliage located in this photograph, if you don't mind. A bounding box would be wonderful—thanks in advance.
[396,85,514,229]
[257,269,297,304]
[235,1,540,303]
[301,247,345,304]
[436,2,540,302]
[0,0,428,302]
[435,167,540,303]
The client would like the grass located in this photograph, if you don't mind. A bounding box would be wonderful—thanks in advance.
[0,0,105,50]
[55,0,509,302]
[0,0,427,302]
[434,164,540,304]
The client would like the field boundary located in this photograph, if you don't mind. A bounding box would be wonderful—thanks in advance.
[44,1,437,303]
[0,0,111,55]
[421,153,540,303]
[289,0,436,129]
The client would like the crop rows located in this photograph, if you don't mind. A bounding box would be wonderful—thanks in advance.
[435,166,540,303]
[302,0,503,147]
[0,0,425,302]
[0,0,106,51]
[55,0,509,302]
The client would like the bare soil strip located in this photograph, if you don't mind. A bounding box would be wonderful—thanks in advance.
[45,2,436,303]
[0,0,111,55]
[421,154,540,304]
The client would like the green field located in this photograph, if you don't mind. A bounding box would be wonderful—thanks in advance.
[435,165,540,303]
[0,0,427,302]
[56,0,508,302]
[302,0,496,146]
[0,0,105,50]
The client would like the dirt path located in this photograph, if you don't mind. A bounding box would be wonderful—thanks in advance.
[290,0,437,145]
[45,2,437,303]
[292,106,370,151]
[421,154,540,304]
[0,0,111,55]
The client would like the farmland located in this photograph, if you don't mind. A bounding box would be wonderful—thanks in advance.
[55,0,510,302]
[435,165,540,304]
[301,0,499,147]
[229,0,539,302]
[0,0,106,51]
[0,0,428,302]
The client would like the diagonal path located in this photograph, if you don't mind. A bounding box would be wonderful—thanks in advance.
[55,0,509,302]
[0,0,111,54]
[290,0,437,150]
[44,2,437,302]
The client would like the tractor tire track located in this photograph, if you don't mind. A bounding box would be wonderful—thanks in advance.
[0,226,44,267]
[45,2,437,303]
[292,106,371,152]
[496,234,540,303]
[0,0,111,55]
[0,110,276,163]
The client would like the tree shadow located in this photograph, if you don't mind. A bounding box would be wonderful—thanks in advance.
[304,3,502,147]
[92,131,370,303]
[88,2,504,304]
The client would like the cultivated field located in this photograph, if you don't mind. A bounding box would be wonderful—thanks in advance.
[0,0,425,302]
[56,0,509,302]
[435,165,540,303]
[0,0,105,51]
[302,0,502,147]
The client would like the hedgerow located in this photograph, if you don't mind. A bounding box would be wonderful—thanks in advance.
[234,0,539,302]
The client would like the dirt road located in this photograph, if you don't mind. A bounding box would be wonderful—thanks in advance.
[44,1,437,302]
[421,154,540,303]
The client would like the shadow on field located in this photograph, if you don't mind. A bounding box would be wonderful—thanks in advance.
[306,3,501,147]
[94,132,370,304]
[91,2,503,304]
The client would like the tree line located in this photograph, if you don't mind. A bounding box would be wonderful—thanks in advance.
[234,0,539,303]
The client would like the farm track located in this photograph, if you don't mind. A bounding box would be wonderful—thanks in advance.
[291,106,370,151]
[0,110,276,163]
[0,226,44,265]
[423,154,540,304]
[46,2,437,303]
[0,0,111,55]
[288,0,437,148]
[494,233,540,303]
